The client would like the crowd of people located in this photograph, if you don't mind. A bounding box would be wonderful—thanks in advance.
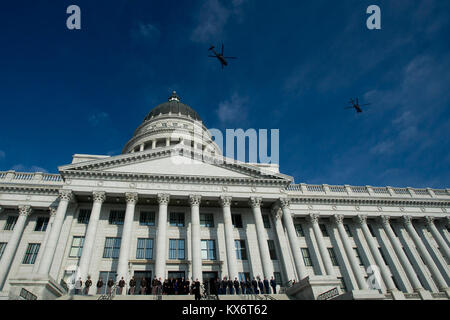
[73,275,281,299]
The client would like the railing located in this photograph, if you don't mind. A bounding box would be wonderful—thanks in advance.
[286,183,449,198]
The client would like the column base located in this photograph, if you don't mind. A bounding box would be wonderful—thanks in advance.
[332,289,385,300]
[388,289,405,300]
[414,288,433,300]
[285,275,342,300]
[442,287,450,299]
[8,274,67,300]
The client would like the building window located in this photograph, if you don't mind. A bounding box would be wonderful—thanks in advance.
[201,240,216,260]
[235,240,247,260]
[109,210,125,225]
[319,224,329,237]
[69,236,85,258]
[139,211,155,226]
[22,243,40,264]
[301,248,313,267]
[344,224,352,237]
[4,216,18,230]
[328,248,339,266]
[273,272,282,285]
[200,213,214,227]
[378,247,388,265]
[78,209,91,224]
[169,212,185,227]
[267,240,278,260]
[238,272,251,282]
[136,238,153,259]
[34,217,49,232]
[338,277,347,293]
[353,247,363,266]
[232,214,243,228]
[169,239,185,260]
[295,224,304,237]
[103,237,121,259]
[391,225,399,237]
[262,215,271,228]
[0,242,6,259]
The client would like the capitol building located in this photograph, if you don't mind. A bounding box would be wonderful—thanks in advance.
[0,92,449,300]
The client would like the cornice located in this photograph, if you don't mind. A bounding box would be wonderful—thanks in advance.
[0,184,61,195]
[288,196,450,207]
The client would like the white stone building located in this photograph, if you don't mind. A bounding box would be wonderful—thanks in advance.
[0,92,449,300]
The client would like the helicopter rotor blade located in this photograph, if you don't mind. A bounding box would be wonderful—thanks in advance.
[360,103,371,106]
[223,56,237,59]
[208,55,217,58]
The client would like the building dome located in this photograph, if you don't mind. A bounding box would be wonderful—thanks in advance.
[122,91,221,155]
[143,91,202,122]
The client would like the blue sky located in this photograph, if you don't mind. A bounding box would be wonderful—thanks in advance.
[0,0,449,188]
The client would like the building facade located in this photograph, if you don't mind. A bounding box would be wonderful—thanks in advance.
[0,92,449,300]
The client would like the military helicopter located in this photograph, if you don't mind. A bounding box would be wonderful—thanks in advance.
[345,98,371,113]
[208,44,237,69]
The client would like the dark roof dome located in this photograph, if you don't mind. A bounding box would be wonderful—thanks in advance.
[143,91,202,122]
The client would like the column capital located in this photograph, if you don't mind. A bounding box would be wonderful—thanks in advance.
[49,207,57,217]
[18,205,32,217]
[402,215,413,226]
[125,192,138,204]
[424,216,435,226]
[59,190,73,202]
[379,215,391,226]
[219,195,232,208]
[307,213,320,224]
[188,194,201,206]
[279,197,290,209]
[249,197,262,208]
[354,214,368,225]
[93,191,106,203]
[333,214,344,225]
[157,193,170,205]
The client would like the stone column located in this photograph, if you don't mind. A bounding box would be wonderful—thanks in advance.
[38,190,73,276]
[140,144,144,152]
[0,205,32,290]
[154,193,170,280]
[219,195,238,281]
[279,198,307,280]
[271,207,295,282]
[249,197,274,280]
[379,216,425,292]
[189,195,202,282]
[166,138,170,147]
[425,216,450,262]
[355,215,397,292]
[333,214,368,289]
[152,140,157,149]
[402,216,449,292]
[33,207,57,273]
[78,191,106,281]
[308,213,334,275]
[116,193,138,288]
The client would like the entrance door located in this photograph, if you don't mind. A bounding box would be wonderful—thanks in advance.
[134,271,152,295]
[202,272,219,295]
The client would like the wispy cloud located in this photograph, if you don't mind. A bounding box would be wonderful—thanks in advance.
[11,164,48,173]
[0,150,5,160]
[88,112,110,126]
[216,93,249,125]
[190,0,247,43]
[131,22,161,45]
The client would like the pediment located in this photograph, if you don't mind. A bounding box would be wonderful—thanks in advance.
[58,147,293,183]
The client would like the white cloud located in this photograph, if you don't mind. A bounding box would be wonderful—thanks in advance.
[0,150,5,160]
[88,112,109,126]
[11,164,48,173]
[216,93,249,125]
[131,22,160,43]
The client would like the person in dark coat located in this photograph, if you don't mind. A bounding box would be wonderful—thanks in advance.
[96,278,104,294]
[215,278,221,295]
[227,278,234,294]
[140,277,147,295]
[193,278,201,300]
[107,278,114,295]
[270,276,277,294]
[183,278,189,295]
[258,278,264,294]
[118,277,126,295]
[239,279,245,294]
[210,278,218,298]
[263,278,270,294]
[129,276,136,295]
[233,278,240,294]
[221,277,228,294]
[84,276,92,295]
[252,277,258,294]
[245,278,252,294]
